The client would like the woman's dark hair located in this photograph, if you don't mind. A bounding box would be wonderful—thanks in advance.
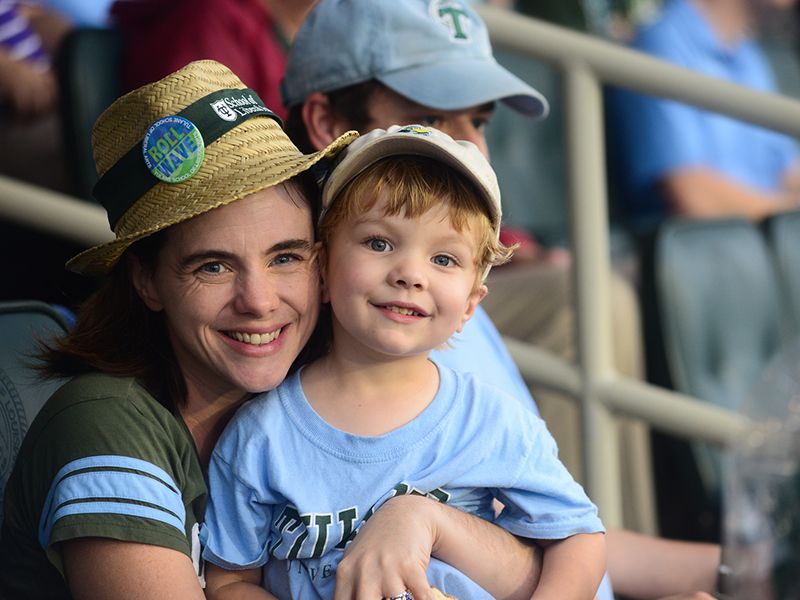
[285,80,385,153]
[287,169,331,371]
[37,231,183,412]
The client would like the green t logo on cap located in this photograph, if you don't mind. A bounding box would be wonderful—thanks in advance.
[431,0,471,41]
[142,116,206,183]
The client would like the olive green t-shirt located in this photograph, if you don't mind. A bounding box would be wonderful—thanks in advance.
[0,373,206,599]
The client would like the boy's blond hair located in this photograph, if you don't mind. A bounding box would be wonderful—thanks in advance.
[319,155,514,287]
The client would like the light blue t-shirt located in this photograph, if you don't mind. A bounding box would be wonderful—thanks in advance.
[609,0,798,232]
[431,305,539,416]
[203,362,604,599]
[430,306,615,600]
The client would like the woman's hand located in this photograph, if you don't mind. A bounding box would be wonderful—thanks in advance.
[333,494,543,600]
[333,495,436,600]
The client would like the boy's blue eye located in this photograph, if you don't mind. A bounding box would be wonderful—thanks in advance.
[368,238,389,252]
[433,255,453,267]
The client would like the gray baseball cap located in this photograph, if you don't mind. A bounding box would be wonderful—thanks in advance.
[281,0,548,119]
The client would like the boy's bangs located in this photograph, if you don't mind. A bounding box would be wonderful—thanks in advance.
[347,156,492,232]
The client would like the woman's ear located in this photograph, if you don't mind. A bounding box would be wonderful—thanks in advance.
[317,244,331,303]
[303,92,342,151]
[128,253,164,312]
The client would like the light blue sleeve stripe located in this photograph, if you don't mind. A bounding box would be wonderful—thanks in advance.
[48,501,185,536]
[38,455,185,549]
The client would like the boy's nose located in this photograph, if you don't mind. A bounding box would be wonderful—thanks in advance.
[389,258,426,290]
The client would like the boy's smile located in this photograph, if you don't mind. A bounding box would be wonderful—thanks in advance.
[322,192,487,362]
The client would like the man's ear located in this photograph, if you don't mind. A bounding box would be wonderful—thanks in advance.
[128,253,164,312]
[455,284,488,333]
[303,92,343,151]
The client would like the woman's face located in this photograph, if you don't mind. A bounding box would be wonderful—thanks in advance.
[133,182,320,404]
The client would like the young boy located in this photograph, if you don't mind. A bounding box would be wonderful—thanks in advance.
[201,125,606,600]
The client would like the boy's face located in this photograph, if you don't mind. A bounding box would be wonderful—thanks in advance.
[322,191,487,361]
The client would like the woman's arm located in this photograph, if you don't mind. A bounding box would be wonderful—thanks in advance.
[533,533,606,599]
[334,494,543,600]
[62,538,206,600]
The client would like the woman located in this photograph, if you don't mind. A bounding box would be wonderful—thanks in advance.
[0,60,542,600]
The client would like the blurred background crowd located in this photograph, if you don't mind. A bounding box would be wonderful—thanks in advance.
[3,0,800,595]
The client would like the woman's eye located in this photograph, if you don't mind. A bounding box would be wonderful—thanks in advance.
[432,255,454,267]
[199,262,227,274]
[273,254,300,266]
[367,238,390,252]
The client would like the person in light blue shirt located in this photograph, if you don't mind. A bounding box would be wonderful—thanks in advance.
[202,125,606,600]
[46,0,112,26]
[609,0,800,234]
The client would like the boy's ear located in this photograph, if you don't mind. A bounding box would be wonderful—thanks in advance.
[303,92,341,151]
[128,253,164,312]
[455,284,488,333]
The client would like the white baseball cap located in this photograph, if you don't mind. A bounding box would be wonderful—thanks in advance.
[322,124,502,242]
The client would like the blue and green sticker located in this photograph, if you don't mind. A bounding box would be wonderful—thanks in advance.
[142,116,205,183]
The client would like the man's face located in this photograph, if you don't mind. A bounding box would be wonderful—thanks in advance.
[364,85,494,159]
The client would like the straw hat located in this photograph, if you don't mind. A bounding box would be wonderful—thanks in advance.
[67,59,357,276]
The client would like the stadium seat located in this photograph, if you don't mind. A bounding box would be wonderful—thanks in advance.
[0,301,70,523]
[764,210,800,338]
[56,27,123,201]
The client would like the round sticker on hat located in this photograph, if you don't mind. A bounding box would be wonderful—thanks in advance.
[142,116,205,183]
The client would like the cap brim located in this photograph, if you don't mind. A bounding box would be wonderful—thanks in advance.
[379,57,548,119]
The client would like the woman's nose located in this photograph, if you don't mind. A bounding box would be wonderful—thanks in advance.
[233,270,280,315]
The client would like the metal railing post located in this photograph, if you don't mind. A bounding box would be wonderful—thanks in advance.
[564,63,623,526]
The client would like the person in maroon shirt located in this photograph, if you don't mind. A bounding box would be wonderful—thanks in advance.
[111,0,314,119]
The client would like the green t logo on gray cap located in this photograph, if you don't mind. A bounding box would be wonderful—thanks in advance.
[431,0,471,41]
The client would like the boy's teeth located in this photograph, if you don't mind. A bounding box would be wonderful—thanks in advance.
[388,306,418,316]
[229,329,281,345]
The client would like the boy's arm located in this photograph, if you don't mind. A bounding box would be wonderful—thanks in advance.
[334,494,543,600]
[532,533,606,600]
[204,563,276,600]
